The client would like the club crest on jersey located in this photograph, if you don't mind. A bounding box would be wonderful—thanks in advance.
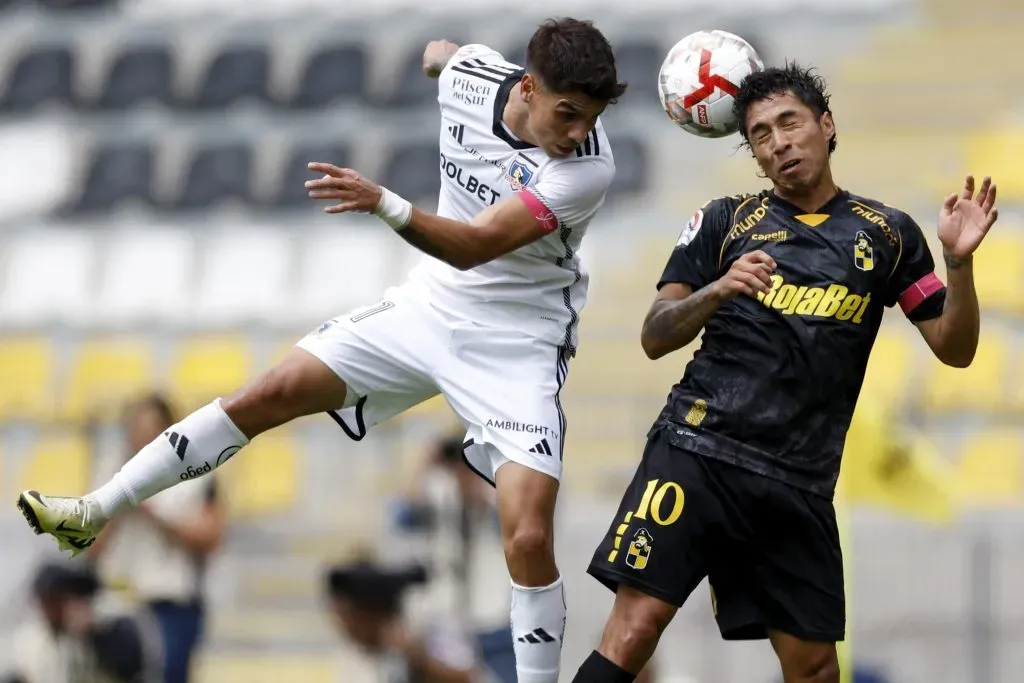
[854,230,874,271]
[506,159,534,190]
[676,209,704,247]
[626,528,653,570]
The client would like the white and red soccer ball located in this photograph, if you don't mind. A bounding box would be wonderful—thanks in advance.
[658,30,764,138]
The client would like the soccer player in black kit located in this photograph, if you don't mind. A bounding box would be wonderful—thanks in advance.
[572,64,1000,683]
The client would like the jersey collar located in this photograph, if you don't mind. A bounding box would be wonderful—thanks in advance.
[768,188,849,216]
[492,69,538,151]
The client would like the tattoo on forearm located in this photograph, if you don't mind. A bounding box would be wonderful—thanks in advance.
[944,253,971,270]
[397,227,448,262]
[644,287,721,350]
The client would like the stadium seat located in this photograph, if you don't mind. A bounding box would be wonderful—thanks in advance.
[66,142,156,213]
[0,337,55,421]
[0,45,75,112]
[0,228,95,326]
[94,227,196,325]
[612,40,663,100]
[94,44,174,110]
[291,226,406,322]
[382,45,444,107]
[18,432,91,497]
[174,142,253,209]
[192,45,270,109]
[35,0,117,9]
[606,136,649,198]
[379,141,441,206]
[971,231,1024,314]
[291,44,367,108]
[168,335,253,411]
[219,430,299,518]
[193,653,340,683]
[957,430,1024,506]
[268,141,351,208]
[861,328,915,408]
[193,227,291,325]
[918,332,1009,415]
[60,338,154,422]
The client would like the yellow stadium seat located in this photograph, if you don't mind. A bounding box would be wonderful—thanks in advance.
[861,329,915,408]
[919,332,1009,414]
[0,337,55,421]
[966,128,1024,203]
[220,430,298,518]
[18,432,91,497]
[60,338,154,422]
[193,653,340,683]
[957,430,1024,506]
[971,231,1024,314]
[168,336,252,411]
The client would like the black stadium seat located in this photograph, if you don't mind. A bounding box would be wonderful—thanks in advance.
[291,44,367,108]
[0,45,74,112]
[614,40,664,101]
[382,45,444,107]
[379,141,440,206]
[192,46,269,109]
[607,136,649,198]
[95,44,174,110]
[35,0,118,9]
[174,142,253,209]
[68,142,155,213]
[271,142,352,208]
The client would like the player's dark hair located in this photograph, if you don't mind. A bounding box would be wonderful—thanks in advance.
[128,392,177,427]
[326,561,429,615]
[733,62,837,154]
[526,18,627,103]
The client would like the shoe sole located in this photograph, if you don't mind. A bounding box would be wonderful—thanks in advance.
[16,491,44,536]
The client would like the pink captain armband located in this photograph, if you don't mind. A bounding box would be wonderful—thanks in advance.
[898,272,944,315]
[516,189,559,234]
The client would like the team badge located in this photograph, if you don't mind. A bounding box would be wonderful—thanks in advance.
[854,230,874,271]
[626,528,653,570]
[506,158,534,190]
[676,209,704,247]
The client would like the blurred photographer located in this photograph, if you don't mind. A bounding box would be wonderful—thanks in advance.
[3,562,161,683]
[326,560,486,683]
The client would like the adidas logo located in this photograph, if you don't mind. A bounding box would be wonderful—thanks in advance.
[528,439,553,456]
[448,123,465,144]
[165,431,190,461]
[517,628,557,644]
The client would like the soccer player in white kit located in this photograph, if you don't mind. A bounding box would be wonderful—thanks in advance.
[17,18,625,683]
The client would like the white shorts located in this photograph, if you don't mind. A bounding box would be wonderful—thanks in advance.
[295,284,571,483]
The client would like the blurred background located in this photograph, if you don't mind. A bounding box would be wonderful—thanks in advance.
[0,0,1021,681]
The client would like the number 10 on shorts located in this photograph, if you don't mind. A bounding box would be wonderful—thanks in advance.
[608,479,685,568]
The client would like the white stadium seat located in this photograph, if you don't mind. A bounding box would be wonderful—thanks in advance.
[0,228,96,328]
[291,225,402,325]
[193,226,293,326]
[94,227,198,326]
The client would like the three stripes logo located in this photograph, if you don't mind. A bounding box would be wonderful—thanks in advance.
[448,123,465,145]
[528,438,554,456]
[517,628,557,645]
[165,431,190,461]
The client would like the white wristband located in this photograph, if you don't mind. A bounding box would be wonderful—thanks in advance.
[373,186,413,230]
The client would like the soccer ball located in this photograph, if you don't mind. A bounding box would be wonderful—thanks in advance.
[658,30,764,138]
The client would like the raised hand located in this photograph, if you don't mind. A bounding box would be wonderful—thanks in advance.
[938,175,998,261]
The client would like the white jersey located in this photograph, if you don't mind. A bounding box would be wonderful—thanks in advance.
[406,44,615,351]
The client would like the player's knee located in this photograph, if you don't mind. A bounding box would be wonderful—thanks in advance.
[504,519,553,566]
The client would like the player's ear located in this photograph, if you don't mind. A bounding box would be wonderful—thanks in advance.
[820,111,835,143]
[520,73,536,103]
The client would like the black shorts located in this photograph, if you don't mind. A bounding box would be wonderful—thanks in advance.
[587,425,845,642]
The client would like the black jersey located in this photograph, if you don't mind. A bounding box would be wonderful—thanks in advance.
[654,189,945,498]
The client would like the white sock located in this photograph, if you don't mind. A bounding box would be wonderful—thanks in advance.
[88,399,249,519]
[510,576,566,683]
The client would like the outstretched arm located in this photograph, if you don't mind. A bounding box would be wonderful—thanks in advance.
[422,40,461,78]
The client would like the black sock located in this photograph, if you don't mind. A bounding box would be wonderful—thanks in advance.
[572,650,635,683]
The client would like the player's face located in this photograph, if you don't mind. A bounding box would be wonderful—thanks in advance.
[522,74,606,158]
[744,91,835,194]
[330,598,388,652]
